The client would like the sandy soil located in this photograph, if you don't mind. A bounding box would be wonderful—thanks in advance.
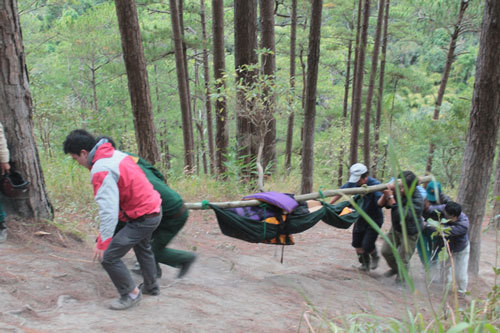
[0,210,497,332]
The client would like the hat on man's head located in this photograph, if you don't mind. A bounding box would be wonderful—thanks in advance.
[426,180,442,203]
[348,163,368,183]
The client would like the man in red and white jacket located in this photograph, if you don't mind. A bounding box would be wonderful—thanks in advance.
[64,129,162,310]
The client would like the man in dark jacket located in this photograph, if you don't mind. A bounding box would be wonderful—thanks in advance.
[424,201,469,295]
[378,171,424,281]
[330,163,383,271]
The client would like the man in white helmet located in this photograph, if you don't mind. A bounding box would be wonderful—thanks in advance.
[330,163,383,271]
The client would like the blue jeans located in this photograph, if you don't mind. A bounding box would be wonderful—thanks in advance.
[101,213,161,297]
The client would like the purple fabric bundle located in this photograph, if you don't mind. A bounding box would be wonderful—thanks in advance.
[243,191,299,213]
[226,192,299,222]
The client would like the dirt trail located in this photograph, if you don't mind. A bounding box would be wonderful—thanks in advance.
[0,211,497,332]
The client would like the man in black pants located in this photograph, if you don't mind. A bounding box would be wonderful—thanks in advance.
[330,163,384,271]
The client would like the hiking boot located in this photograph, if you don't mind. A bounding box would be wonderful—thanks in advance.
[356,253,370,271]
[370,251,380,270]
[383,269,397,277]
[138,283,160,296]
[0,229,7,243]
[131,262,162,279]
[177,254,197,279]
[109,290,142,310]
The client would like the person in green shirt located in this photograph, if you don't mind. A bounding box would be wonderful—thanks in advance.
[98,137,197,294]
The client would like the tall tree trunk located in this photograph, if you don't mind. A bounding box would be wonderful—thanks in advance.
[349,0,370,166]
[300,47,306,110]
[169,0,195,172]
[373,0,390,177]
[301,0,323,194]
[193,61,208,175]
[426,0,469,173]
[284,0,297,173]
[234,0,258,178]
[90,62,99,113]
[0,0,53,220]
[338,39,353,187]
[350,0,363,125]
[153,64,161,115]
[195,120,208,175]
[491,144,500,229]
[456,0,500,276]
[178,0,194,151]
[158,119,171,170]
[260,0,276,173]
[114,0,159,164]
[363,0,385,170]
[200,0,215,175]
[212,0,228,176]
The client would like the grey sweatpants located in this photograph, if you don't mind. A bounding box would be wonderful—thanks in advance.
[447,243,470,293]
[101,214,161,297]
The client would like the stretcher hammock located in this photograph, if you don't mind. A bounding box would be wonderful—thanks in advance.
[209,192,363,245]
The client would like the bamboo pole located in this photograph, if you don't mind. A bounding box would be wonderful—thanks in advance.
[185,175,433,210]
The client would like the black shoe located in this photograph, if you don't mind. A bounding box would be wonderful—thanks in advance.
[131,262,162,279]
[383,269,397,277]
[370,251,380,270]
[138,283,160,296]
[357,253,370,271]
[356,263,370,271]
[131,262,141,275]
[177,255,197,279]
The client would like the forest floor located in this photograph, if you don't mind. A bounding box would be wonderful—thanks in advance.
[0,209,497,332]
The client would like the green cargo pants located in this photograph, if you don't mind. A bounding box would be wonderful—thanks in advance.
[151,209,195,267]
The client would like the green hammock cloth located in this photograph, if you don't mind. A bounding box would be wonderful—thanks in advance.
[209,195,363,244]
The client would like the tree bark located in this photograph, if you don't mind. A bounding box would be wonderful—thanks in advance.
[193,61,207,175]
[350,0,363,126]
[349,0,370,166]
[90,62,99,113]
[363,0,385,170]
[200,0,215,175]
[491,144,500,229]
[426,0,469,174]
[114,0,159,164]
[179,0,194,153]
[234,0,258,177]
[0,0,53,220]
[260,0,276,173]
[338,39,353,187]
[456,0,500,276]
[212,0,228,176]
[301,0,323,194]
[373,0,390,178]
[168,0,195,172]
[284,0,297,172]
